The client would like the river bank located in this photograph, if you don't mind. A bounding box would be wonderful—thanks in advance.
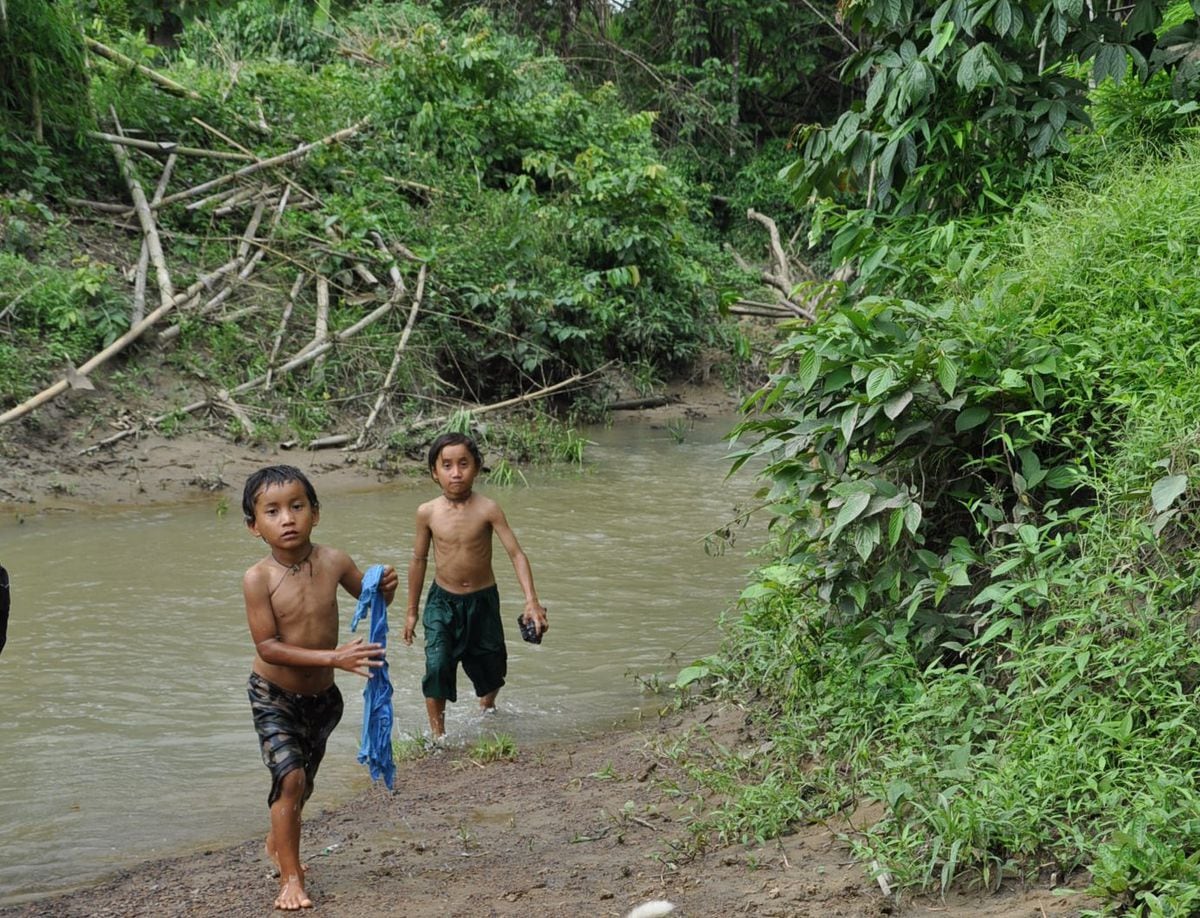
[0,387,1096,916]
[0,699,1090,918]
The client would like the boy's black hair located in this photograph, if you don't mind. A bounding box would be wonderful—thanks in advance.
[242,465,320,523]
[427,432,483,472]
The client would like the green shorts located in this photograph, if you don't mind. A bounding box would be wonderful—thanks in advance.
[422,582,507,702]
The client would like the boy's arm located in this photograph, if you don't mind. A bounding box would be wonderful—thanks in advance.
[403,509,433,645]
[492,506,548,637]
[243,566,383,677]
[335,551,398,605]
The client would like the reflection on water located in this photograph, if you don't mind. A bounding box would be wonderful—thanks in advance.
[0,416,762,903]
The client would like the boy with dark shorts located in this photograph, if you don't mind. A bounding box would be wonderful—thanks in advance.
[403,433,548,739]
[241,465,397,910]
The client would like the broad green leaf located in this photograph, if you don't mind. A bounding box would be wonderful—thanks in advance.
[840,404,860,446]
[854,518,881,561]
[1043,465,1079,489]
[904,501,923,534]
[797,348,821,394]
[888,508,905,547]
[1151,473,1188,513]
[955,407,990,432]
[866,366,896,401]
[936,355,958,396]
[884,390,913,419]
[673,664,710,688]
[834,491,872,534]
[971,617,1017,647]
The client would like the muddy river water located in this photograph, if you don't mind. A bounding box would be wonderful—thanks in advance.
[0,417,764,904]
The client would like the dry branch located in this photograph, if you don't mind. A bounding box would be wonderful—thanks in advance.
[81,295,398,451]
[744,208,828,322]
[410,372,592,431]
[353,262,427,449]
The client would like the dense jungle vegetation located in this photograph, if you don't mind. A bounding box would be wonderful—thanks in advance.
[8,0,1200,912]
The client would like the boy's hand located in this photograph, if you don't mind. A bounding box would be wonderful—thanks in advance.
[402,611,418,646]
[332,636,385,678]
[522,601,548,637]
[380,565,399,604]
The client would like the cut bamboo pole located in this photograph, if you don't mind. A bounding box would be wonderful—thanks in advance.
[353,263,426,449]
[132,152,176,325]
[152,120,367,212]
[88,131,254,162]
[265,272,306,390]
[85,37,203,100]
[109,110,174,308]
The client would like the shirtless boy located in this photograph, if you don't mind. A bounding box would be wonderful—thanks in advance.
[241,465,397,910]
[403,433,548,738]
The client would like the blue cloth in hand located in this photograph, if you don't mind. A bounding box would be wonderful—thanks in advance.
[350,564,395,789]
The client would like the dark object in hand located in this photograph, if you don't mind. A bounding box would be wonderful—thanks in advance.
[0,563,8,655]
[516,613,542,644]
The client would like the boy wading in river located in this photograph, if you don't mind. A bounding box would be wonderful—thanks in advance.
[404,433,548,738]
[241,465,397,910]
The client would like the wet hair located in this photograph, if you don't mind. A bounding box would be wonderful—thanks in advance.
[242,465,320,523]
[427,432,483,473]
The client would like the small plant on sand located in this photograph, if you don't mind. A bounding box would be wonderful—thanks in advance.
[469,733,518,764]
[392,734,434,761]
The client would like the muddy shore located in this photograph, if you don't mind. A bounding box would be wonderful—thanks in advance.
[0,390,1095,916]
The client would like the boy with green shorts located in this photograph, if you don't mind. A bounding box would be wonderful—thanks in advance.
[402,433,548,738]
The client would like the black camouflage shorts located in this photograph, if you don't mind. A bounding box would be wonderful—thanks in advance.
[247,671,343,807]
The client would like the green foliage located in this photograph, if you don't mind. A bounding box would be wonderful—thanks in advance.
[0,0,92,145]
[785,0,1200,221]
[0,246,126,401]
[2,2,736,439]
[469,732,518,764]
[178,0,334,65]
[704,143,1200,910]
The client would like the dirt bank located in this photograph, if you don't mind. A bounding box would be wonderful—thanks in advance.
[0,385,1096,917]
[0,701,1092,918]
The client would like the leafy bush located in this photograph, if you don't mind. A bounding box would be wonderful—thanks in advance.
[702,144,1200,911]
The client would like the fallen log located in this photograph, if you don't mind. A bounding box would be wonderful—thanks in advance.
[607,395,674,411]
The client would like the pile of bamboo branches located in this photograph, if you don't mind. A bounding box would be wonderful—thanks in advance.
[0,39,435,452]
[2,39,602,449]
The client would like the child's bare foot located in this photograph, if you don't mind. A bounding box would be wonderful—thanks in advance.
[274,873,313,910]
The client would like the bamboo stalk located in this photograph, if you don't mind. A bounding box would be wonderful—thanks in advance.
[85,37,203,100]
[109,110,173,308]
[132,153,176,325]
[153,120,367,212]
[265,272,306,390]
[353,263,427,448]
[88,131,254,162]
